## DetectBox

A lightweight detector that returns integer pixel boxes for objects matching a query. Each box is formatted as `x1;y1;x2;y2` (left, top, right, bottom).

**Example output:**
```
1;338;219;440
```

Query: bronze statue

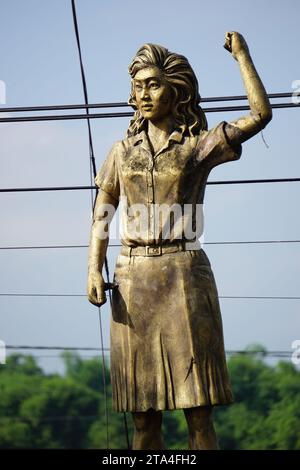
87;32;272;450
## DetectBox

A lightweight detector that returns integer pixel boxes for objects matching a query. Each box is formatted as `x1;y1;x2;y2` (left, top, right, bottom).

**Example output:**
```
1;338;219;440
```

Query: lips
142;105;153;110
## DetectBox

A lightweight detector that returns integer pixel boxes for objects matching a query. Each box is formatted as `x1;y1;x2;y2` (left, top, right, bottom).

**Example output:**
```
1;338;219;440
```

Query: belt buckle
146;245;162;256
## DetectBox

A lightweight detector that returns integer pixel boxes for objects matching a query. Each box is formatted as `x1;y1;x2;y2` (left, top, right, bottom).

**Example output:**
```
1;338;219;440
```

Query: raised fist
224;31;250;61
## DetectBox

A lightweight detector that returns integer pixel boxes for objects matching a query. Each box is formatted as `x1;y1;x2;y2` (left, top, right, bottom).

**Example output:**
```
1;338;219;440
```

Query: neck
147;117;175;140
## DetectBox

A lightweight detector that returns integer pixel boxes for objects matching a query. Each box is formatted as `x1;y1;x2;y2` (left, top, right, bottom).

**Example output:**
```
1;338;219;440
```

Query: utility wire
70;0;113;450
70;0;110;449
4;353;294;359
1;177;300;193
0;239;299;251
70;1;96;206
0;415;109;423
1;293;299;300
7;345;110;351
0;92;294;114
0;101;299;123
3;352;293;359
5;345;294;358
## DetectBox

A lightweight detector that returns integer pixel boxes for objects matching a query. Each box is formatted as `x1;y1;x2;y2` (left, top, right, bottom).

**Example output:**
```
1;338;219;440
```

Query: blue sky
0;0;299;373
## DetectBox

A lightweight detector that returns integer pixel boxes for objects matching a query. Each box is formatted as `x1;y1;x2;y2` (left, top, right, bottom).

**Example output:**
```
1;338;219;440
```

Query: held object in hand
104;282;119;291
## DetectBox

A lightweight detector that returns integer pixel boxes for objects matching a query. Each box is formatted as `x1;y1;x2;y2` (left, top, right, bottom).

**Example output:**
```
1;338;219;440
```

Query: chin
142;111;156;119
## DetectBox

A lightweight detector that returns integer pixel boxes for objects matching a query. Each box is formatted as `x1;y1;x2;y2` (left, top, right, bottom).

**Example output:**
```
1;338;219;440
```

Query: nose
141;87;150;100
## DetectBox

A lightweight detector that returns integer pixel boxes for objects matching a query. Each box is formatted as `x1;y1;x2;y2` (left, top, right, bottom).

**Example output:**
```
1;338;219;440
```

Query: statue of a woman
87;32;272;450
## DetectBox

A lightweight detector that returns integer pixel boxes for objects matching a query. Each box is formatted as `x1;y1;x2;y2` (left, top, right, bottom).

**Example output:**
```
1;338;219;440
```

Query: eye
149;82;160;89
135;83;142;91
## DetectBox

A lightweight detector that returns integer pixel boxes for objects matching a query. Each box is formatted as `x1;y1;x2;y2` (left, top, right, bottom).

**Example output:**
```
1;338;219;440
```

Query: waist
121;240;201;257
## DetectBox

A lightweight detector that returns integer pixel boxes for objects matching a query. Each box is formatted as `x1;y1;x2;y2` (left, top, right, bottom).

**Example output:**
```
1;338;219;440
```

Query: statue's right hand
224;31;250;61
87;269;107;307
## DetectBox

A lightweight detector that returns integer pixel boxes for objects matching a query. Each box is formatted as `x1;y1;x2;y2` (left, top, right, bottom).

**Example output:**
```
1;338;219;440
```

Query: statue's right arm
87;189;119;307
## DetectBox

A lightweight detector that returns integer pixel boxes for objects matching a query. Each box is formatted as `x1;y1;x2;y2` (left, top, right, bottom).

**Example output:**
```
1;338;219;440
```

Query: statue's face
133;66;172;122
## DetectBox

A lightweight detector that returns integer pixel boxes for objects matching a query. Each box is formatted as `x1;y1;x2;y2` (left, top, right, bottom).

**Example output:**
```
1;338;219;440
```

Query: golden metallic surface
87;32;272;449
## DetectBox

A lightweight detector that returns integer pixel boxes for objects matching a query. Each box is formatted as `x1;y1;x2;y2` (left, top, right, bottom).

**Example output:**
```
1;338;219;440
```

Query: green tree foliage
0;354;99;448
0;348;299;449
214;353;300;450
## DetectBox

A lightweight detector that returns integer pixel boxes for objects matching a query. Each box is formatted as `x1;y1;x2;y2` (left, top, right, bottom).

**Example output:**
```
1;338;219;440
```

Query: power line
0;246;88;250
0;239;299;251
0;244;89;250
0;111;132;123
5;345;294;358
220;296;300;300
0;101;299;123
0;293;86;297
0;92;298;124
70;0;110;450
0;293;299;300
208;177;300;185
6;345;108;351
0;415;104;423
202;239;300;245
0;92;294;114
226;351;292;357
1;177;300;193
0;102;130;113
3;352;293;360
0;185;93;193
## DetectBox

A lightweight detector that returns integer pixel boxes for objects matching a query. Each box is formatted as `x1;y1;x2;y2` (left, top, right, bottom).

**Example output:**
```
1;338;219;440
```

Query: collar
132;123;187;148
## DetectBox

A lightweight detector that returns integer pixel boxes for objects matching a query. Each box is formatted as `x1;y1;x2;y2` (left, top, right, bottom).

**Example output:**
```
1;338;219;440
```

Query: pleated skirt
110;248;234;412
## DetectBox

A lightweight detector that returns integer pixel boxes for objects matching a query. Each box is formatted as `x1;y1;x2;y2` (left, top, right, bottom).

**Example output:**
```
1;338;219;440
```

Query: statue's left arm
223;31;272;143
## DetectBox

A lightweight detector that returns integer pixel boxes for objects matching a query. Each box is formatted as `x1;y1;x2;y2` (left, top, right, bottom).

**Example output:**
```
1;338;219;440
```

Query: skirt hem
112;398;234;413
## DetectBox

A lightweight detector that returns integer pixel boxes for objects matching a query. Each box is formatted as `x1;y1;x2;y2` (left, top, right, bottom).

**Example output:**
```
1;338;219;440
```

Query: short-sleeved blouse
95;121;242;247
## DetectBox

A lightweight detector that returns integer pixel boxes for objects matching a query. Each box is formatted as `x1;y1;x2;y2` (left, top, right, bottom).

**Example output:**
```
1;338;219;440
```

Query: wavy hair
127;43;207;137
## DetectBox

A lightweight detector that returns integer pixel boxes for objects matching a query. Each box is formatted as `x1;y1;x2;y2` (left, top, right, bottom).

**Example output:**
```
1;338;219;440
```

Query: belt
121;241;199;257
